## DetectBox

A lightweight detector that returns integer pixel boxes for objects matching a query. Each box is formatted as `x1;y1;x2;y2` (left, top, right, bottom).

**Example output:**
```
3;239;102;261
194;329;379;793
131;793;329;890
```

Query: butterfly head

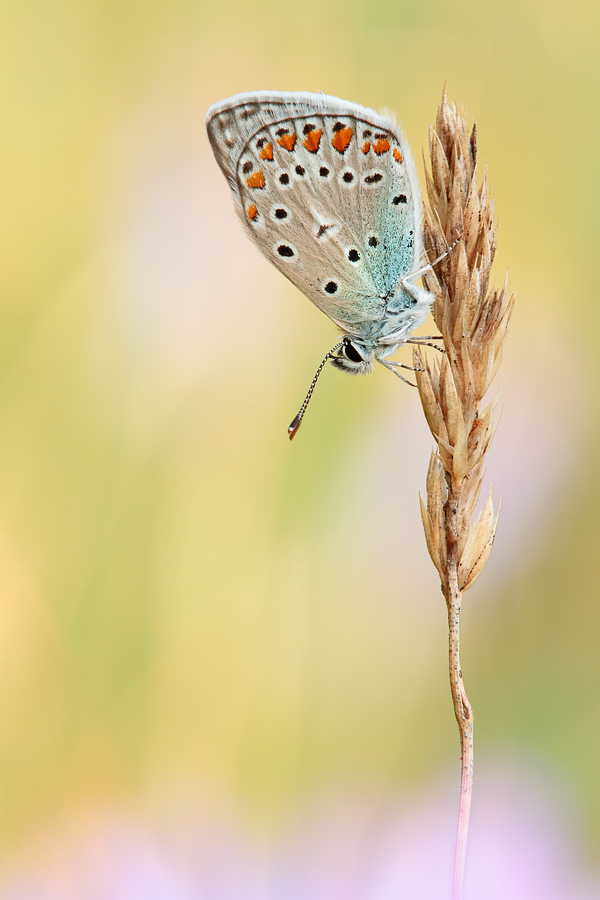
329;336;376;376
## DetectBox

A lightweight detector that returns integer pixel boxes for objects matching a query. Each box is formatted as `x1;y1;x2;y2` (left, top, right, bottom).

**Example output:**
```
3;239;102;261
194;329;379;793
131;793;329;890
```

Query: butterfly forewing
206;92;422;332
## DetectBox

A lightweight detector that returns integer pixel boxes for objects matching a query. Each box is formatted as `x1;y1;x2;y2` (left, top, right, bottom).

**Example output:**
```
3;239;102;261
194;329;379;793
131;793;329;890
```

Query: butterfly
206;91;441;437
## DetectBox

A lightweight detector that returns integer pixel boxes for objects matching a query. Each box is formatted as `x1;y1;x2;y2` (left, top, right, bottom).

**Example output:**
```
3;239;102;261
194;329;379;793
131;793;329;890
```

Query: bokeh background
1;0;599;897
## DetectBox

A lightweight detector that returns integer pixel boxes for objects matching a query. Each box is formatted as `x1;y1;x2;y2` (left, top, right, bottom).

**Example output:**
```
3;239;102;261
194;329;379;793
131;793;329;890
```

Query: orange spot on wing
373;138;390;155
331;126;353;153
245;171;265;189
277;133;296;151
259;143;273;160
303;129;322;152
393;147;403;163
247;203;258;220
362;141;370;154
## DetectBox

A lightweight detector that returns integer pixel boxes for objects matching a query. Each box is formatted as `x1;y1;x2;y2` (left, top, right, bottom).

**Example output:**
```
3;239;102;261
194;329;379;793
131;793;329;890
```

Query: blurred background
0;0;599;897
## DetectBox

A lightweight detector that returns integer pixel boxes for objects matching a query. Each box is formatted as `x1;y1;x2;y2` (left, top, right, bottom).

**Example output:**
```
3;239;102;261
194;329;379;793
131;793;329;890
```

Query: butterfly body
206;92;433;374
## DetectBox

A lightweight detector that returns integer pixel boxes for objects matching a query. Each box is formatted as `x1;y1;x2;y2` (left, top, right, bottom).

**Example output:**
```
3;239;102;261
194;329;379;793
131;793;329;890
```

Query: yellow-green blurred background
1;0;599;896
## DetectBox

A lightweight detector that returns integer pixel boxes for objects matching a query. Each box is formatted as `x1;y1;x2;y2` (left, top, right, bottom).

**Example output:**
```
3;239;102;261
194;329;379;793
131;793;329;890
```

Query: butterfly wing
206;91;423;333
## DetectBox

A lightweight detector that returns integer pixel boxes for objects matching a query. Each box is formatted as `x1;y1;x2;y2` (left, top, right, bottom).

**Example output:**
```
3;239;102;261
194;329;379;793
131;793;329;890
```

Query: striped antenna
288;340;345;440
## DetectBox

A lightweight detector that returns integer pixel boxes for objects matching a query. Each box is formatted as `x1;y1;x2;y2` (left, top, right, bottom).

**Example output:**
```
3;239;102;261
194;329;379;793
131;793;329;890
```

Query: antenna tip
288;413;302;440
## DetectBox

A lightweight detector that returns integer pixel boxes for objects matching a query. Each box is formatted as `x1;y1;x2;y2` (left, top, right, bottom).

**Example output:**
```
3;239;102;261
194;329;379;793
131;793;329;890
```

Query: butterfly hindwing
206;92;423;332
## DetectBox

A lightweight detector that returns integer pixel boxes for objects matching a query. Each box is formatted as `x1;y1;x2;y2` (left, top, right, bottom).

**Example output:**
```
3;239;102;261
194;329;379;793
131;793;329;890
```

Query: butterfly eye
343;340;363;363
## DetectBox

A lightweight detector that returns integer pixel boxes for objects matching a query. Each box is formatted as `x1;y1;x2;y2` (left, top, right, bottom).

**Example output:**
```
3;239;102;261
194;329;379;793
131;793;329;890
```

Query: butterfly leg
405;338;446;353
378;358;416;387
405;234;463;284
385;359;418;372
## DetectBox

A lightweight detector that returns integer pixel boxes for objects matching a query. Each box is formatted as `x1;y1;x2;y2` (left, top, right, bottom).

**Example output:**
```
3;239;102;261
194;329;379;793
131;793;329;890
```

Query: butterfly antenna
288;340;345;440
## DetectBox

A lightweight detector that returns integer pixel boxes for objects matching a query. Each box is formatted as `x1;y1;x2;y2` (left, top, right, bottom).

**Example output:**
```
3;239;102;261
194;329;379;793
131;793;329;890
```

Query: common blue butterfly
206;91;439;437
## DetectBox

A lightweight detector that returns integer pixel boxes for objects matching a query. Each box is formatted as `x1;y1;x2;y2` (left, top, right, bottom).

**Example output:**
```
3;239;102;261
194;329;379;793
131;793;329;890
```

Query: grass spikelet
415;87;515;900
